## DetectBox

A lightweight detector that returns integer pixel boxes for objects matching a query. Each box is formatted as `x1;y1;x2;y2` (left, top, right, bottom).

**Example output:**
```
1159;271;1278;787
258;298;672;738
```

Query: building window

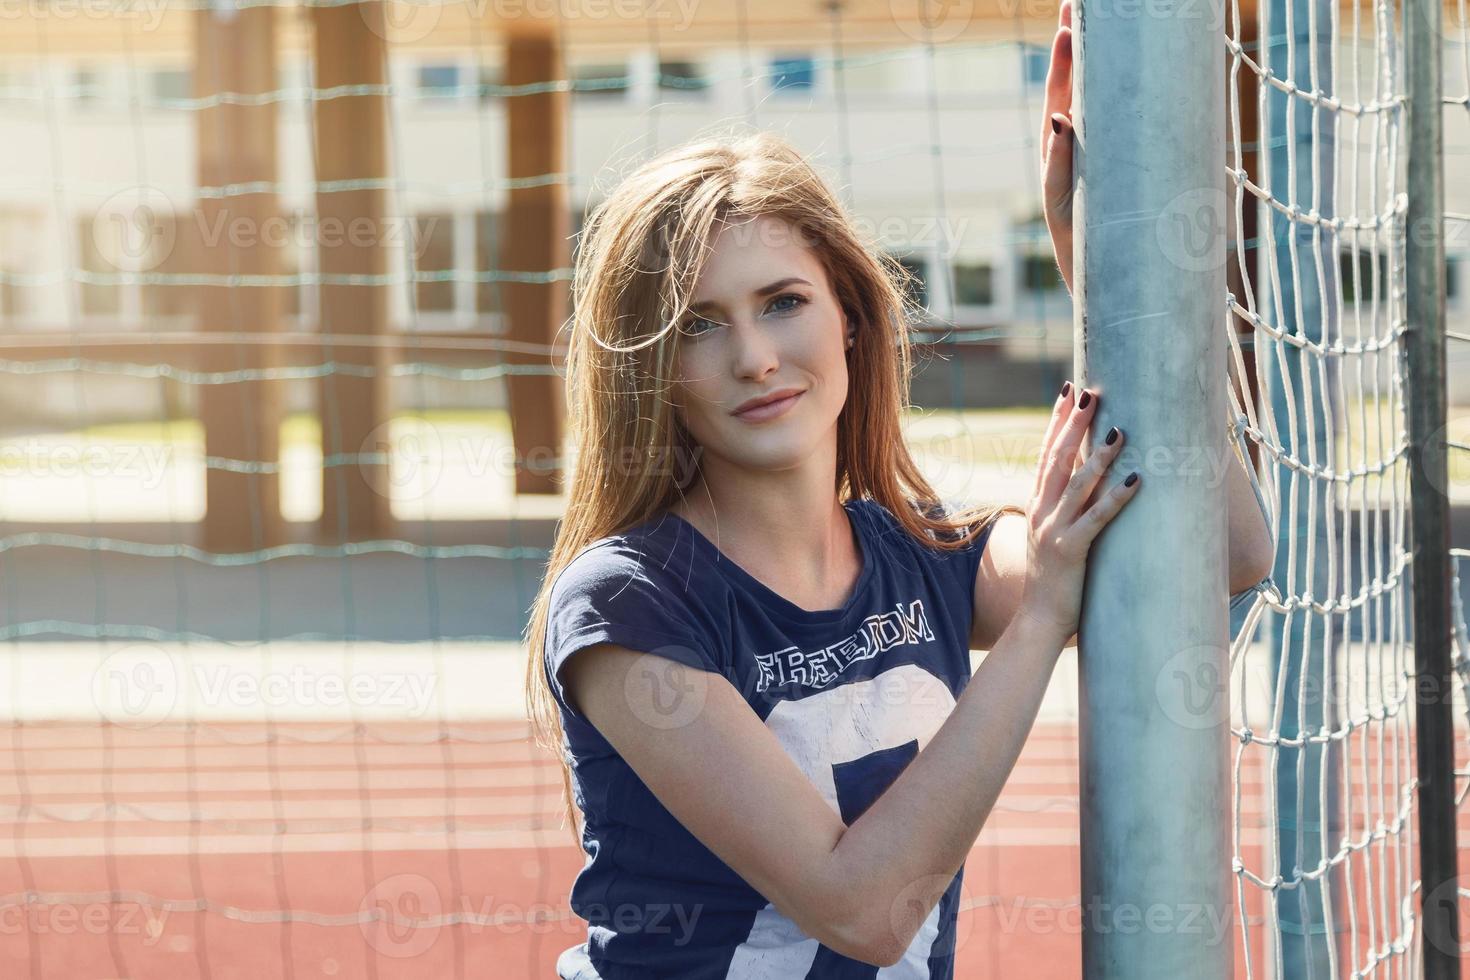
0;209;37;320
277;213;304;319
414;212;455;313
149;69;190;105
475;210;501;317
477;64;502;103
1023;44;1049;88
278;60;308;102
770;56;816;92
1445;256;1459;302
140;212;193;319
74;67;103;104
658;60;710;96
572;63;630;99
1339;249;1388;303
417;64;460;99
1020;254;1064;294
888;251;928;310
78;215;123;316
953;260;995;306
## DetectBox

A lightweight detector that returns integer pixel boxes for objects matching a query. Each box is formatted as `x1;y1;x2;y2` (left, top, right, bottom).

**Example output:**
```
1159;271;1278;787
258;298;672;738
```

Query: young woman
523;6;1273;976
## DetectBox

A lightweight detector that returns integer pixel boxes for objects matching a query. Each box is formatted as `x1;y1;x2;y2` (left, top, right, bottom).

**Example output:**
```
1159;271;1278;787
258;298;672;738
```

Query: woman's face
670;214;850;478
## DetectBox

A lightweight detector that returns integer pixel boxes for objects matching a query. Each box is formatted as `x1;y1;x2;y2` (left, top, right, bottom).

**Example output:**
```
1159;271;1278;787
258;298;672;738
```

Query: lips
732;389;804;420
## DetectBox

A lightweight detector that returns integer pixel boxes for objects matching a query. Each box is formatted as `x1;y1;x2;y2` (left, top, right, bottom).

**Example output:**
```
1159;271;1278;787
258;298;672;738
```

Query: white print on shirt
752;598;935;693
727;663;960;977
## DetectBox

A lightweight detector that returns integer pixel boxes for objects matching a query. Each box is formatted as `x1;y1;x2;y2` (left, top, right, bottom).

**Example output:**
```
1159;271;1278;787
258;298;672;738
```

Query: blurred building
0;29;1465;430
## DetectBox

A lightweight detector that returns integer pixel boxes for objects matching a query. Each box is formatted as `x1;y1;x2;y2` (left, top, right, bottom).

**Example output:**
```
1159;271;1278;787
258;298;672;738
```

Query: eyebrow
688;277;812;314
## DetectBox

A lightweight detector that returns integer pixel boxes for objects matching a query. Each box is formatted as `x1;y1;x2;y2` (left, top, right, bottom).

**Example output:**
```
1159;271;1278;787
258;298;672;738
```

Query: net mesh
1223;0;1470;973
0;0;1462;976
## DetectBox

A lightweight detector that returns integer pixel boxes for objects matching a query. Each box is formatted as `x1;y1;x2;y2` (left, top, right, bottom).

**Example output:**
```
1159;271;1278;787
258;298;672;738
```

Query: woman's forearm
824;610;1069;964
1222;359;1275;593
1053;229;1075;297
1223;415;1275;592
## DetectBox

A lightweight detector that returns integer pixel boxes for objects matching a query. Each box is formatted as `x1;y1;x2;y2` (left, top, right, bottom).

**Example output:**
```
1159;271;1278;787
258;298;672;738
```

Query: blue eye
679;294;807;337
770;293;808;314
681;315;719;337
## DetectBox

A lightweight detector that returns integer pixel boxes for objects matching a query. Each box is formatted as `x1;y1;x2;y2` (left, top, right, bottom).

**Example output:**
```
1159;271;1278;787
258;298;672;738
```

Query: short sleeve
909;497;997;598
544;542;722;724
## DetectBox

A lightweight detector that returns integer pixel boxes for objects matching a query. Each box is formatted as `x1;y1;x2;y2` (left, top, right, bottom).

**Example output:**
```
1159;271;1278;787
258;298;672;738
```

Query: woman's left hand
1041;0;1076;295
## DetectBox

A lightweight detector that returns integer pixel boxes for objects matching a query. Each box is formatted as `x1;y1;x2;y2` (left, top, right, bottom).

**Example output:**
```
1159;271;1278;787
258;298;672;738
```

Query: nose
729;319;779;382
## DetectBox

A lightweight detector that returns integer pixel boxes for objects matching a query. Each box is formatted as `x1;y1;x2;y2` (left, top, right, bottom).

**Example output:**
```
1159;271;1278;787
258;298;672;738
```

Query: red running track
0;720;1462;979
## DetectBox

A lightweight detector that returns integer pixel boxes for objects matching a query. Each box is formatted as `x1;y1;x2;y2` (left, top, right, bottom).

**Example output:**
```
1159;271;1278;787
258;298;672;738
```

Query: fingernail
1105;426;1119;445
1051;116;1061;135
1059;380;1072;399
1124;471;1139;487
1078;390;1092;409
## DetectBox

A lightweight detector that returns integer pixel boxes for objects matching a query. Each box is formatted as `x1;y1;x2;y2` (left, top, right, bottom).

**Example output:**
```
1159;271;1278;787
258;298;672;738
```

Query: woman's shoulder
548;511;698;607
853;494;984;547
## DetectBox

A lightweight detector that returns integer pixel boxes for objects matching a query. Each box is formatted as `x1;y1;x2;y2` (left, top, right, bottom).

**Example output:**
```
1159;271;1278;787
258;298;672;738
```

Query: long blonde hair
524;127;1023;845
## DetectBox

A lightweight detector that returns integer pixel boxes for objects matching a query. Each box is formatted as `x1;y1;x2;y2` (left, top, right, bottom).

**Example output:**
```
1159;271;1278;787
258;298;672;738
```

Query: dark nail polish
1124;471;1139;487
1105;426;1119;446
1051;116;1061;135
1060;380;1072;399
1078;390;1092;410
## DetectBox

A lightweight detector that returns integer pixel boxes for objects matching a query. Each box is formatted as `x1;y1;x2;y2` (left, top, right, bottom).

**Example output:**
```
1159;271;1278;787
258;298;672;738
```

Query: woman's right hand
1015;381;1141;640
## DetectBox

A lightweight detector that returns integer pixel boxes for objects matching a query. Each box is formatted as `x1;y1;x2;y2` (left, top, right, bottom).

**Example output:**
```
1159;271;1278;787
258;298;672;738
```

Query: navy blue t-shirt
543;496;994;980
